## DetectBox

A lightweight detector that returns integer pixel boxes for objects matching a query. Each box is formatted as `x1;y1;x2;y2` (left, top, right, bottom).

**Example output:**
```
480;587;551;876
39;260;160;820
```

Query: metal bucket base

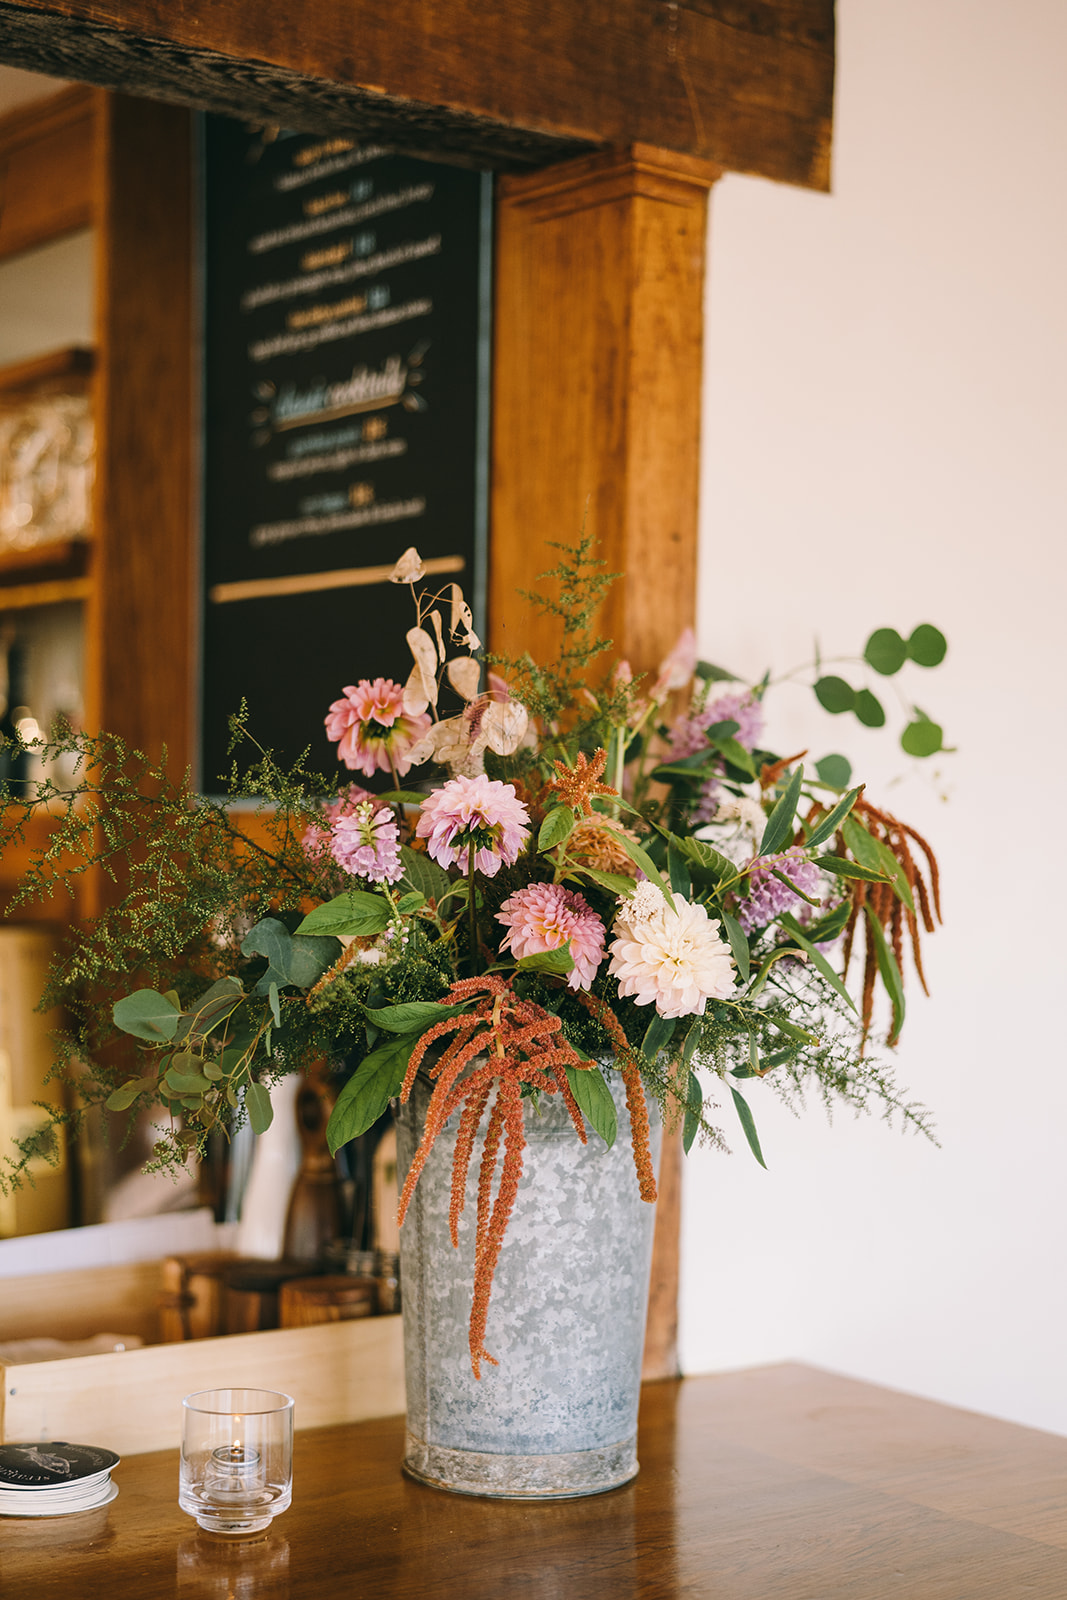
402;1430;638;1500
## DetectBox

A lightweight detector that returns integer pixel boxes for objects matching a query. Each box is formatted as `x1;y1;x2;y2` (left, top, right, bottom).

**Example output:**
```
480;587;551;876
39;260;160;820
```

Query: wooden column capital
498;143;723;218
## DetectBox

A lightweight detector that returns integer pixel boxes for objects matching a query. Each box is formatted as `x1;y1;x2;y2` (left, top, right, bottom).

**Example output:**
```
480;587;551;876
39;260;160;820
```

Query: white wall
681;0;1067;1435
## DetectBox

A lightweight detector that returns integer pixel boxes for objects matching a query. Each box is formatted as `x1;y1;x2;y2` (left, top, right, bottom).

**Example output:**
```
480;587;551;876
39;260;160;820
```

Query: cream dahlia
496;882;606;991
608;890;736;1018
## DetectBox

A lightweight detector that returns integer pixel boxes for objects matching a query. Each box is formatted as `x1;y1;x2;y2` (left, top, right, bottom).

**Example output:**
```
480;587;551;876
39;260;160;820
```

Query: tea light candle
180;1390;293;1536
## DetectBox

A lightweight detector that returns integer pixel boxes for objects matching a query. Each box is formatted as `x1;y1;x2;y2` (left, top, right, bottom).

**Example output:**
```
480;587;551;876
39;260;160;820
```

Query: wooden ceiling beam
0;0;833;188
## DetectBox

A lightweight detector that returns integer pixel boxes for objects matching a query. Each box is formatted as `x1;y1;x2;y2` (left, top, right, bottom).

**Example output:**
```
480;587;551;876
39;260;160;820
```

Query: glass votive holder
180;1388;294;1536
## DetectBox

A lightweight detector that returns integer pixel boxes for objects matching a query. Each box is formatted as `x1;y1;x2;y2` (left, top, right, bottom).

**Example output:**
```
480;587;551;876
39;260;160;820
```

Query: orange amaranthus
396;974;653;1377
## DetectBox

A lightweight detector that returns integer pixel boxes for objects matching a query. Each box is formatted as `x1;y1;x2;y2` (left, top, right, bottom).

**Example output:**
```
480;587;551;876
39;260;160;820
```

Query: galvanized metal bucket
394;1065;662;1499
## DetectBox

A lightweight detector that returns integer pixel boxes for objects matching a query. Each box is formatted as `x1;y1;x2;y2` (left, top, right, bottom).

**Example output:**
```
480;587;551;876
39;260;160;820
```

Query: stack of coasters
0;1442;120;1516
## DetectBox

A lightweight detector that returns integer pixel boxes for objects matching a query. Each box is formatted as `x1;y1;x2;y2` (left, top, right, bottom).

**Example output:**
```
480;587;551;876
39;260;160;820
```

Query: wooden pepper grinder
281;1066;342;1262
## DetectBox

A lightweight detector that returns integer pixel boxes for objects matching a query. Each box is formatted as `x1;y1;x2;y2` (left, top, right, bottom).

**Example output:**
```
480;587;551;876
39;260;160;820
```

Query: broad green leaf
363;1000;469;1034
746;947;803;1000
611;832;674;904
770;868;820;907
573;866;640;896
720;910;750;983
842;814;882;871
667;843;692;897
816;855;891;883
112;989;181;1042
814;676;856;714
565;1064;617;1148
704;718;740;741
759;763;804;856
295;891;391;938
105;1076;158;1112
865;906;906;1041
778;915;858;1014
854;688;886;728
682;1018;703;1066
376;789;429;806
682;1070;702;1154
906;624;947;667
241;917;292;974
245;1080;274;1136
538;806;576;852
399;844;453;904
864;627;908;675
516;944;574;977
326;1035;416;1152
901;716;944;757
642;1014;677;1061
804;786;863;850
708;735;756;778
729;1085;767;1169
815;753;852;789
395;891;425;914
267;982;281;1028
695;660;739;682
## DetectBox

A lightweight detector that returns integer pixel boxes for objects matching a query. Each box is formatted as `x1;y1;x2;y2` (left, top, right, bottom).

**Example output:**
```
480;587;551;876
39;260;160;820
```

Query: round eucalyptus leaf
814;676;856;714
815;753;853;788
854;688;886;728
901;718;943;757
863;628;908;675
907;623;948;667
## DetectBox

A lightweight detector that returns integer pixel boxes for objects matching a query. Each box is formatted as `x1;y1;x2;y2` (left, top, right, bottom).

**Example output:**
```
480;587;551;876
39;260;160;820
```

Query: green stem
466;848;479;975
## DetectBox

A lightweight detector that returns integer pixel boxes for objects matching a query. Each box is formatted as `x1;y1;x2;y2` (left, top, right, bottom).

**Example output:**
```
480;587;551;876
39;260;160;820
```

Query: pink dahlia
496;882;606;991
325;677;431;778
302;784;381;857
329;800;403;884
415;774;530;877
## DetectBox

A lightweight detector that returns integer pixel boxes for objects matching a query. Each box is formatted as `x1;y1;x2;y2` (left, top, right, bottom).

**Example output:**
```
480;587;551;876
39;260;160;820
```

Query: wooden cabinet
0;86;193;921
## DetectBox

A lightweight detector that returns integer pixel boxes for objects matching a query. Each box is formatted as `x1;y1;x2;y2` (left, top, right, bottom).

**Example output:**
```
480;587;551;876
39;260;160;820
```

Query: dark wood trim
0;82;94;259
0;0;833;188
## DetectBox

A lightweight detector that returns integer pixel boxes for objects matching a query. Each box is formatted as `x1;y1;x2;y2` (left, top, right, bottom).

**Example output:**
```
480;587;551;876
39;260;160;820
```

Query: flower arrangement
0;540;947;1375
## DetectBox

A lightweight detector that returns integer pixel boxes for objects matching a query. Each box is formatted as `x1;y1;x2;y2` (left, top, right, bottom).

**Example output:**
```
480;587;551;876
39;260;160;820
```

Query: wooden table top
3;1363;1066;1599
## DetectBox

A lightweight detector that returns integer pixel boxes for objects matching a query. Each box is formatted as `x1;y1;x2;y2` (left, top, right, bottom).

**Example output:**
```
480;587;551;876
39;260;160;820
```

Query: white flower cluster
608;889;736;1019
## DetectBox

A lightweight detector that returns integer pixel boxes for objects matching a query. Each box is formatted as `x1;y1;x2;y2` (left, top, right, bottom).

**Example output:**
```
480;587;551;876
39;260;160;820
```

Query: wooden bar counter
3;1364;1066;1599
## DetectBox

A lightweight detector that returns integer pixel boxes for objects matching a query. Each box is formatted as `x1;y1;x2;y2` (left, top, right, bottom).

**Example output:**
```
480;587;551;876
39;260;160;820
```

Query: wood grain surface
0;84;94;261
0;0;834;188
2;1364;1066;1599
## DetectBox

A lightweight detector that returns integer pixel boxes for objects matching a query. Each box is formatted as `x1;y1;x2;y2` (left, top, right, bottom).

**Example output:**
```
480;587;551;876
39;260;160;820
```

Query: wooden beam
0;0;833;189
0;83;94;260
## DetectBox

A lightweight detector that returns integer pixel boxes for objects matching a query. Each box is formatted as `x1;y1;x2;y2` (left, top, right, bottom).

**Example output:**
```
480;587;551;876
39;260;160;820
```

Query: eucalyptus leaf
105;1076;158;1112
174;977;244;1041
906;624;947;667
854;688;886;728
112;989;181;1042
165;1067;213;1094
901;716;944;757
815;753;852;789
729;1085;767;1168
863;627;908;675
814;676;856;714
326;1034;417;1153
565;1064;617;1148
245;1081;274;1136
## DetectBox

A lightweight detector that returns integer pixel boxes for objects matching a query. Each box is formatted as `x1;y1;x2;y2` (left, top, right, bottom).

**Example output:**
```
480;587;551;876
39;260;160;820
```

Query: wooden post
490;143;720;679
490;144;720;1378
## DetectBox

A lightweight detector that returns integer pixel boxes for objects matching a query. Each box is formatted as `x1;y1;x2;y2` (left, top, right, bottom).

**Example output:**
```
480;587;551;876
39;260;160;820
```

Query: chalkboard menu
201;117;489;787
